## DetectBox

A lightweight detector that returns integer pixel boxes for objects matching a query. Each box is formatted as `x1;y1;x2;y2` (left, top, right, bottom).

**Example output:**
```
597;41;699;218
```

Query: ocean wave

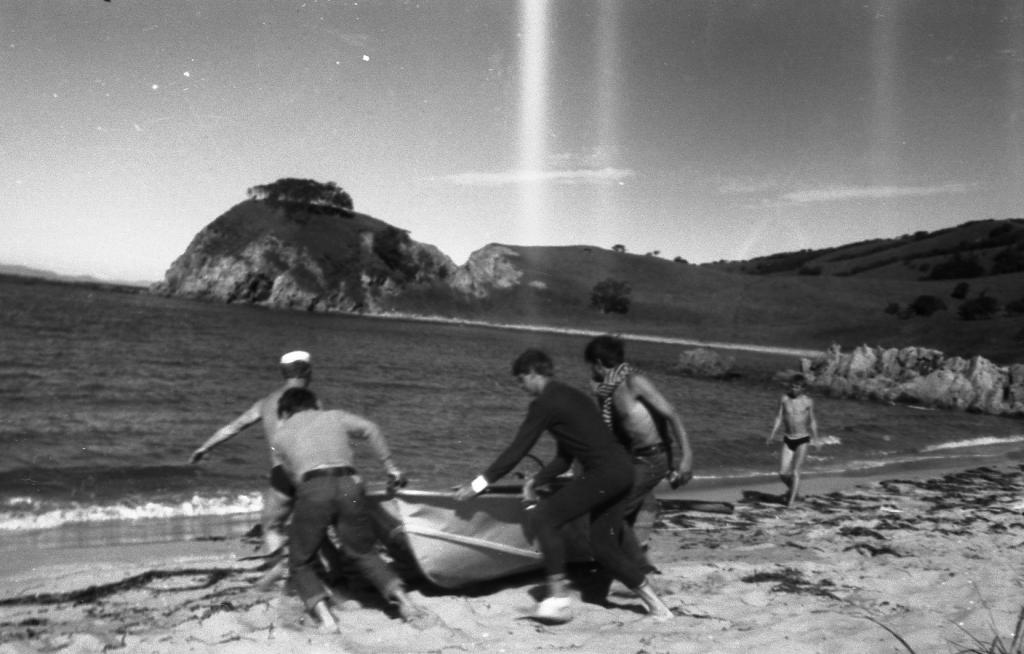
921;435;1024;453
0;493;263;531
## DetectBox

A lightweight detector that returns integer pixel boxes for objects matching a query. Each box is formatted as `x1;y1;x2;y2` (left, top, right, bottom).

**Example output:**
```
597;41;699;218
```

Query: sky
3;1;1023;283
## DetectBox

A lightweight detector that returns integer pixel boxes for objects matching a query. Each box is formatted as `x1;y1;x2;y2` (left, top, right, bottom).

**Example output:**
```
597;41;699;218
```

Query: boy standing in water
454;348;673;624
767;374;820;507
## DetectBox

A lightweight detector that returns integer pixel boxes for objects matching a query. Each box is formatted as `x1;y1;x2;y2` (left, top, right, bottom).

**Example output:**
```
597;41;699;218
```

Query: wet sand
2;463;1023;653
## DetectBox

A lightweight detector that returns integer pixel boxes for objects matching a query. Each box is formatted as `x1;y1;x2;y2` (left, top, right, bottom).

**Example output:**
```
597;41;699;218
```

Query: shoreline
3;449;1020;549
1;460;1023;653
358;309;823;358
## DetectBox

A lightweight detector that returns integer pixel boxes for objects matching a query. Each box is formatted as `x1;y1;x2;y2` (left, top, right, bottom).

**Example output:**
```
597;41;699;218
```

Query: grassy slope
396;244;1024;364
708;218;1024;281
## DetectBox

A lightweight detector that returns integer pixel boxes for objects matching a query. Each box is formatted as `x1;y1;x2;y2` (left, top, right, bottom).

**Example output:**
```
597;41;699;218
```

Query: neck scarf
595;362;637;427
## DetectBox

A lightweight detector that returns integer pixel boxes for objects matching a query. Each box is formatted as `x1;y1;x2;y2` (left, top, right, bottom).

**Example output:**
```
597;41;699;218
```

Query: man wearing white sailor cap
189;350;318;557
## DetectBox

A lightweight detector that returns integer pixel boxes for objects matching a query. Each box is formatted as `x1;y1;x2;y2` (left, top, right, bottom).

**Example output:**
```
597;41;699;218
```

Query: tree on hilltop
247;178;354;213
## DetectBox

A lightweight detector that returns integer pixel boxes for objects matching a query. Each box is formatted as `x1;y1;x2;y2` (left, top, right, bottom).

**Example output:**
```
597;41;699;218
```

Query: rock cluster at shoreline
799;343;1024;415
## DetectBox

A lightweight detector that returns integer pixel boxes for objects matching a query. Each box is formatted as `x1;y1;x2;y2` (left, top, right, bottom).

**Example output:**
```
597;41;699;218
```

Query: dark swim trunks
269;465;296;497
783;436;811;451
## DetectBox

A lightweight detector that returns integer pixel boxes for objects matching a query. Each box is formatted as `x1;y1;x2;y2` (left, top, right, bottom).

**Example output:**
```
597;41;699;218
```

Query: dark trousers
288;474;401;609
620;450;668;568
528;463;645;590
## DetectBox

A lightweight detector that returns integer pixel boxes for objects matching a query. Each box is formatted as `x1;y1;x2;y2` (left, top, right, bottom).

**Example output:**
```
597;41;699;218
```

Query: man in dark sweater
454;348;673;624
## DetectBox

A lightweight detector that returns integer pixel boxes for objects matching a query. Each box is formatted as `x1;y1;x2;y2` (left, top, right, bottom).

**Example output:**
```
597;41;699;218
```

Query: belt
301;466;358;483
632;442;666;457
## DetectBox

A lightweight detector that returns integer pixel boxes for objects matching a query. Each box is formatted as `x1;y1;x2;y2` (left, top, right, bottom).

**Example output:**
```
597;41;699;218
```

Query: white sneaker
534;596;572;624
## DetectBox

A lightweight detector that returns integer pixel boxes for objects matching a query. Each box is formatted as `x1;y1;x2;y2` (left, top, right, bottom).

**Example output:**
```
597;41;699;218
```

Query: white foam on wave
921;434;1024;453
0;492;264;531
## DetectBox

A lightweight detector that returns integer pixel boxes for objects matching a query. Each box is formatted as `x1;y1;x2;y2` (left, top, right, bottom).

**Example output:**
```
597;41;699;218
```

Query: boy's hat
280;350;311;365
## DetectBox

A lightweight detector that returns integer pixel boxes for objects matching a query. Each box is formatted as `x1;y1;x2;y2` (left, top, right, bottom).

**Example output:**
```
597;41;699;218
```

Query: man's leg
329;476;435;626
287;480;335;618
590;492;672;621
263;466;296;555
786;444;809;507
620;454;667;572
778;445;796;502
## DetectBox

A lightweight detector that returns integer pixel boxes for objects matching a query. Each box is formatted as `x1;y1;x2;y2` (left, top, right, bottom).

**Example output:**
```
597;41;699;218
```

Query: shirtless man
188;350;315;556
767;374;820;507
584;335;693;576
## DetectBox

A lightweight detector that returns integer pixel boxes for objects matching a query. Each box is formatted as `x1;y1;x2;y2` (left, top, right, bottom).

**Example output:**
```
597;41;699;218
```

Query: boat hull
366;485;655;589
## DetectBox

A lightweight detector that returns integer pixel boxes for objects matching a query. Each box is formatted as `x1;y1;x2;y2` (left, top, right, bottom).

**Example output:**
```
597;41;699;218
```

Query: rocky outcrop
675;348;736;378
449;245;525;298
800;344;1024;416
152;200;457;313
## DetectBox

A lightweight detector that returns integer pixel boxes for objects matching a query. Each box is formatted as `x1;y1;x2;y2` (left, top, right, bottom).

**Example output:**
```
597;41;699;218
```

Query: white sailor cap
280;350;311;365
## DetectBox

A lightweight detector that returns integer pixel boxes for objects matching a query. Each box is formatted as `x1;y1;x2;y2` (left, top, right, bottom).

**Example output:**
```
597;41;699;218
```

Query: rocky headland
152;198;526;313
798;343;1024;416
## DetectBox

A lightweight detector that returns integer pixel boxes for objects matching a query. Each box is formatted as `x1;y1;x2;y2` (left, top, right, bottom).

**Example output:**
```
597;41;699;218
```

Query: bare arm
767;399;784;445
189;401;262;463
630;375;692;483
808;399;821;447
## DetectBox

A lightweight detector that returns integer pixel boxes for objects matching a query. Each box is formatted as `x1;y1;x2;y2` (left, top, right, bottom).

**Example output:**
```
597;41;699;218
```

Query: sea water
1;276;1022;535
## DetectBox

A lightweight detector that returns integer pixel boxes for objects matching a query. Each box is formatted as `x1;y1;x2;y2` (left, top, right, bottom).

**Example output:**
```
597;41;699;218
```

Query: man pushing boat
454;348;674;624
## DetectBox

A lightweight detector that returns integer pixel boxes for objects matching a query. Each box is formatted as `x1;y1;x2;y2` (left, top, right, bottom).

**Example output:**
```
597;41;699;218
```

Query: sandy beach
2;463;1023;654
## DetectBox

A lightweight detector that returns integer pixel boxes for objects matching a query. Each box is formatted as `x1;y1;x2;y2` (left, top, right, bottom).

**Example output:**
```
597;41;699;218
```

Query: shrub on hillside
991;244;1024;275
1005;297;1024;316
958;294;1000;320
884;302;900;315
950;282;970;299
590;278;631;314
908;295;947;317
371;226;417;282
926;253;985;280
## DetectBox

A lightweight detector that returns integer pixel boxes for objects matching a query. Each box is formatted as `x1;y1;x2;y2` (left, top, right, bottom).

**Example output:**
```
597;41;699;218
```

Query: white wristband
470;475;489;494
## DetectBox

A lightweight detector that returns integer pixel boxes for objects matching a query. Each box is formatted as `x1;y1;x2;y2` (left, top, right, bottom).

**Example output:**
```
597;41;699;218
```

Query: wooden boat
364;483;656;589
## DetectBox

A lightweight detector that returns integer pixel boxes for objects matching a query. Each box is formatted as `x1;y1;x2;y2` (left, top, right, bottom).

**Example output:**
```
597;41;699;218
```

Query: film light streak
596;0;620;237
518;0;548;245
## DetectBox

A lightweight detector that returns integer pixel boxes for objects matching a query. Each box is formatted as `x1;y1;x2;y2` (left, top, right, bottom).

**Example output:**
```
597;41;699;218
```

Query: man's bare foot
312;600;341;633
633;581;673;622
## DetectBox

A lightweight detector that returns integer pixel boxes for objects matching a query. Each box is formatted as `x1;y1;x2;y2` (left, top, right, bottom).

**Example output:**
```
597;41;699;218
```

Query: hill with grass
390;241;1024;364
152;180;1024;364
703;218;1024;281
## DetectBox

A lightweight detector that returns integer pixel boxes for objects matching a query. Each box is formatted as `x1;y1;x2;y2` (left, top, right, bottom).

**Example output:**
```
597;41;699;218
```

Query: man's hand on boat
668;466;693;489
386;470;409;494
453;474;489;501
521;477;539;506
452;482;477;501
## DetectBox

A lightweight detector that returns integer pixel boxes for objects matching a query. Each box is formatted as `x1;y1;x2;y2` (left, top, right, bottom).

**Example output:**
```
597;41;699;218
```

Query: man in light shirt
273;387;432;632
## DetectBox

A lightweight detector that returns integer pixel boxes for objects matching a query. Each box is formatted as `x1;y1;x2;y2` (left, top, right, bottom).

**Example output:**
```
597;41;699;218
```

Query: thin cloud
718;179;780;195
441;167;635;187
779;183;972;204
